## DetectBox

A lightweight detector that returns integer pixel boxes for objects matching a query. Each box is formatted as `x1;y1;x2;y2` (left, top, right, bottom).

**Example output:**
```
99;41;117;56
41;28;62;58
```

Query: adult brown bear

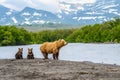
15;48;23;59
27;48;34;59
40;39;67;60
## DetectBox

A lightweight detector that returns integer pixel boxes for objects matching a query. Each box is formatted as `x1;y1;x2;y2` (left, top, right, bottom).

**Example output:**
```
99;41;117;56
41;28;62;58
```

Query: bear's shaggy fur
15;48;23;59
27;48;34;59
40;39;67;60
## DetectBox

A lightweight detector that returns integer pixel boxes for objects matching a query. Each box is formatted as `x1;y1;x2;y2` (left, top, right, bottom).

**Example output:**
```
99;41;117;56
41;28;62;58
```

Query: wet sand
0;59;120;80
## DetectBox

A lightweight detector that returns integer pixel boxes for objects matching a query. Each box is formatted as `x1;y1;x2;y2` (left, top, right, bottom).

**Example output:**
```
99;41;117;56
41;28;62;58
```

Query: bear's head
28;48;33;54
18;48;23;54
56;39;67;48
18;48;23;53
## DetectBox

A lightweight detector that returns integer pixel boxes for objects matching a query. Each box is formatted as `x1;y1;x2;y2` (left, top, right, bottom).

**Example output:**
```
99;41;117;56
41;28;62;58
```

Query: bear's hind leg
53;54;56;60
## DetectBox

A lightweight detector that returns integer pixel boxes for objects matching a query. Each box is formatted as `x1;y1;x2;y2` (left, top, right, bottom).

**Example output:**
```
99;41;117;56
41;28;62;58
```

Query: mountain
0;5;17;25
13;7;59;25
0;0;120;25
57;0;120;25
0;6;59;25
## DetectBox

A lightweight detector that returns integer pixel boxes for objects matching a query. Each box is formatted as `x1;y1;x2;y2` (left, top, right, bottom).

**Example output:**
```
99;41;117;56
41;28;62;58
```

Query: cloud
0;0;6;3
0;0;96;12
60;0;96;4
0;0;29;10
31;0;59;12
0;0;59;12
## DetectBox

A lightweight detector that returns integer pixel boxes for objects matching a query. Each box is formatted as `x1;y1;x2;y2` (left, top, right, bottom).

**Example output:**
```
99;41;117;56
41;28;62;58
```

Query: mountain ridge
0;0;120;26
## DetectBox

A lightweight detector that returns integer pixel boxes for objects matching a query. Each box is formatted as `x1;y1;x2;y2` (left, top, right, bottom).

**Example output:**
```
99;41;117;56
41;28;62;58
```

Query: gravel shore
0;59;120;80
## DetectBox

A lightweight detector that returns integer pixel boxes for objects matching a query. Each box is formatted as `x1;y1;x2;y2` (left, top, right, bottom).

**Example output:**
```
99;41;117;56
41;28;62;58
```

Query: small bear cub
15;48;23;59
27;48;34;59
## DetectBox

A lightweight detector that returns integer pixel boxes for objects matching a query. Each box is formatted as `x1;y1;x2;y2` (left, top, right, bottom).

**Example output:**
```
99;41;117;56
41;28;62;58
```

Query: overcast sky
0;0;96;12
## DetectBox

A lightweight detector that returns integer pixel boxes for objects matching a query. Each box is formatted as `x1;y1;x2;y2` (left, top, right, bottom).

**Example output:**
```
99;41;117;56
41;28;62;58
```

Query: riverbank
0;59;120;80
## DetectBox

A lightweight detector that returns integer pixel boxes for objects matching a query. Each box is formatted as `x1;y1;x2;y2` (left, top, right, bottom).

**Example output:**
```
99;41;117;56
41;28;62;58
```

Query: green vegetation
0;26;75;46
0;26;33;46
0;18;120;46
66;18;120;43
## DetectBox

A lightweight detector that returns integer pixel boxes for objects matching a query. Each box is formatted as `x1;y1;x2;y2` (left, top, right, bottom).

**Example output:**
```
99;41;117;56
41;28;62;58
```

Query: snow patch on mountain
12;17;18;24
57;14;62;18
33;12;42;16
72;17;77;20
6;12;12;15
22;12;31;16
32;20;45;24
24;21;30;25
78;16;105;20
103;4;118;9
25;18;29;21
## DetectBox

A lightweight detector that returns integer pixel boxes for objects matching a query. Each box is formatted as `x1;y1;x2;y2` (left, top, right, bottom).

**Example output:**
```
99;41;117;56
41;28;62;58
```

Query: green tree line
67;18;120;43
0;18;120;46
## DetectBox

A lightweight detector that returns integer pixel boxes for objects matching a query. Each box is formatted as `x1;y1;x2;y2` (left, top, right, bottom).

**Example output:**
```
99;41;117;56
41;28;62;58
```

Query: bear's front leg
53;53;59;60
56;52;59;60
32;54;34;59
43;53;48;60
20;55;23;59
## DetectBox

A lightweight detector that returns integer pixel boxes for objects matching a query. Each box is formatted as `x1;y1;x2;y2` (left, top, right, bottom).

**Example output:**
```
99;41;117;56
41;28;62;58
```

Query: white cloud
0;0;6;3
0;0;96;12
31;0;59;12
60;0;96;4
0;0;29;10
0;0;59;12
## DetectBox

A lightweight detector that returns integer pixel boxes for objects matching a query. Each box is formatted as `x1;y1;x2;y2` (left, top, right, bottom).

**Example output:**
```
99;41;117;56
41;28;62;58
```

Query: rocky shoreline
0;59;120;80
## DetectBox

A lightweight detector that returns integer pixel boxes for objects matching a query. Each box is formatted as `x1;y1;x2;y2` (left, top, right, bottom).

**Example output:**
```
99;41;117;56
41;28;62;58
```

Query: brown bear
15;48;23;59
27;48;34;59
40;39;67;60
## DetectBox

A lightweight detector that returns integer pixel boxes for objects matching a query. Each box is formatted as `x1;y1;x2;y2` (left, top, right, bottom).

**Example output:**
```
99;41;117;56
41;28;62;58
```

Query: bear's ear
60;39;65;42
21;48;23;51
61;39;64;41
58;39;61;41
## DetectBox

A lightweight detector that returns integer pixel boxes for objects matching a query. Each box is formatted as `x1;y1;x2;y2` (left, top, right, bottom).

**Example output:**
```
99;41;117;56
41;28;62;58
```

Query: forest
0;18;120;46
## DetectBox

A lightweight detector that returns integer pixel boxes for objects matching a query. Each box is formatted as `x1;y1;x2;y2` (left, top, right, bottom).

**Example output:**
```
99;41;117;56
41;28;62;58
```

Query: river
0;43;120;65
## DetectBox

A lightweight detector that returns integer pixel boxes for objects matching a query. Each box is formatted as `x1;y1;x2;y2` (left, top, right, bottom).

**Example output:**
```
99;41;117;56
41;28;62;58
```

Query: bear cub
15;48;23;59
27;48;34;59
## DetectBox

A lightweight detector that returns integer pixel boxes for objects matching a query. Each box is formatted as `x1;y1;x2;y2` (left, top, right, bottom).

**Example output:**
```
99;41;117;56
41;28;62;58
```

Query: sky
0;0;96;13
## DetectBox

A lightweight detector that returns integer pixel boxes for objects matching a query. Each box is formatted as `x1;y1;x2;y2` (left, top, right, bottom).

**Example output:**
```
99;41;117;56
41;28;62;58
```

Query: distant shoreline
0;42;119;47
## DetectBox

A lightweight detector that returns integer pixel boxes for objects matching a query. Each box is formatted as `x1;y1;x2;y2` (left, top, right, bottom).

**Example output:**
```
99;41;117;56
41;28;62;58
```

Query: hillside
0;18;120;46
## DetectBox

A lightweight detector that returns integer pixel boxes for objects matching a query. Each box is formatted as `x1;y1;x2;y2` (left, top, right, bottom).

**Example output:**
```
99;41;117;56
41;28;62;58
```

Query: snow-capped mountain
58;0;120;25
0;6;59;25
0;5;17;25
14;7;59;25
0;0;120;25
